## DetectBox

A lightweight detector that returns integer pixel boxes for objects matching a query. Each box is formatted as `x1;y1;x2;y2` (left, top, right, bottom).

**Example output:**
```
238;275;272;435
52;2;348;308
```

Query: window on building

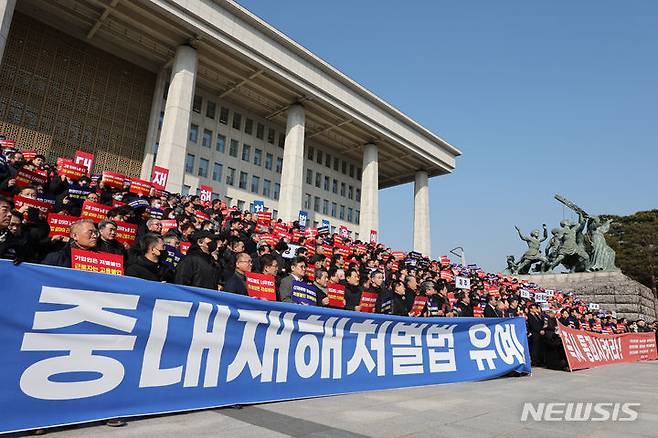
357;167;362;180
341;183;346;197
229;139;239;157
242;144;251;162
198;158;209;177
278;132;285;148
251;176;260;193
355;210;360;225
256;123;264;139
239;171;248;190
253;148;262;166
316;150;323;165
216;134;226;153
272;209;278;220
348;185;354;200
322;199;329;215
225;196;232;206
263;179;271;197
314;196;320;212
349;164;355;178
202;129;212;148
226;167;235;186
267;128;275;144
332;179;338;194
237;200;245;211
356;188;361;202
304;193;311;209
331;202;337;218
325;153;331;168
182;185;191;196
245;118;253;135
273;183;280;200
306;169;313;184
212;163;223;181
265;153;273;170
342;161;347;174
192;95;202;113
185;153;195;173
219;107;229;124
348;207;353;222
339;205;345;220
324;176;330;191
206;100;216;119
189;124;199;143
315;172;321;188
158;111;164;130
275;157;283;173
334;157;339;171
232;112;242;130
307;146;314;160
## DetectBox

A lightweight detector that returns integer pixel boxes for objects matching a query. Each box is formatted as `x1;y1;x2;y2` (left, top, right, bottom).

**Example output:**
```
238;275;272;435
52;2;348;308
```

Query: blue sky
236;0;658;272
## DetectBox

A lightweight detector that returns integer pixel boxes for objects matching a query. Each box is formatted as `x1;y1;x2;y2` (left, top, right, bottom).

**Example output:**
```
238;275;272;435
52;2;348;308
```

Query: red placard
160;219;177;234
81;200;112;223
259;234;277;247
245;272;277;301
339;225;349;238
440;270;454;282
439;255;450;266
180;241;191;255
558;322;658;371
359;291;378;313
303;227;318;239
102;171;126;189
14;195;52;214
20;150;37;161
129;178;152;196
15;167;48;187
0;139;16;149
151;166;169;191
473;306;484;317
115;221;137;246
194;210;210;222
390;251;405;261
411;295;428;316
616;323;626;333
369;229;378;244
74;150;95;176
71;248;124;275
292;229;303;243
327;283;345;308
58;160;87;180
199;185;212;205
47;213;77;238
305;264;316;282
448;292;457;306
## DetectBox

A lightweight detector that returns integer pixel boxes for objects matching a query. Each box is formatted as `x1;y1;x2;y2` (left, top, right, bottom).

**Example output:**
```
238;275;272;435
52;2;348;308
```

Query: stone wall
517;272;657;321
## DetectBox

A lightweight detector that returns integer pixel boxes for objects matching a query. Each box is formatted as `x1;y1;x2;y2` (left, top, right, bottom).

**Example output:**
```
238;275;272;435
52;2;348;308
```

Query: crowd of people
1;140;657;376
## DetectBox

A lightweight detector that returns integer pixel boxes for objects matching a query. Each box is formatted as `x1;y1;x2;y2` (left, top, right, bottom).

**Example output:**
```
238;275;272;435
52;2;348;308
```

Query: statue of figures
503;255;519;275
514;224;548;274
586;215;619;272
548;212;590;272
541;227;564;272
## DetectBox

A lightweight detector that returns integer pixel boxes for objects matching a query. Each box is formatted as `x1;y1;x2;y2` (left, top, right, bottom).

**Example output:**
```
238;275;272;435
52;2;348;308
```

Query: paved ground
20;361;658;438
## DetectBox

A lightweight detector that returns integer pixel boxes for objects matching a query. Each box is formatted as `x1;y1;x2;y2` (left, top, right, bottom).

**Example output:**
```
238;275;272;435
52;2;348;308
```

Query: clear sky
236;0;658;272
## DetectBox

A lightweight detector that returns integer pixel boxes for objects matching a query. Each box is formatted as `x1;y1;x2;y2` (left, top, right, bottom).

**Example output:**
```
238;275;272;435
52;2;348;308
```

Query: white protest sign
534;292;547;303
282;244;301;259
455;276;471;289
519;289;530;299
588;303;600;311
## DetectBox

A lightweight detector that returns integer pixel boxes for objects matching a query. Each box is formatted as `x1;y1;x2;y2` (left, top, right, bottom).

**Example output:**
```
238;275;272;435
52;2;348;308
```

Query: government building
0;0;461;256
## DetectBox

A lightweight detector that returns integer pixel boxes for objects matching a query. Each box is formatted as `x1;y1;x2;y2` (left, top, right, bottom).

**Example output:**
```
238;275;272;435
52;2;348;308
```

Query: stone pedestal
517;272;658;321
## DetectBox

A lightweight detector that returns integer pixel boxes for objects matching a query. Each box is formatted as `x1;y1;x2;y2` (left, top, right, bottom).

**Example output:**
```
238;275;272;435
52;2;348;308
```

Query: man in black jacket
223;252;250;295
343;268;362;311
96;219;127;258
42;219;99;267
527;304;546;366
454;292;474;317
174;230;220;290
483;294;499;318
125;233;169;282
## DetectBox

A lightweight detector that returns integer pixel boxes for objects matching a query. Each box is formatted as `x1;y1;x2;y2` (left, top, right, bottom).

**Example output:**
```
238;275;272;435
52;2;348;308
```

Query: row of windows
302;193;360;224
185;154;281;200
191;94;285;148
305;168;361;201
306;146;361;181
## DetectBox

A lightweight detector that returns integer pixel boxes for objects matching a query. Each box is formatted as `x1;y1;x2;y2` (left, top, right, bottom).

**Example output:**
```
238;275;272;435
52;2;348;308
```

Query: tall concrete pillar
413;170;431;257
140;67;167;180
278;104;305;222
154;45;197;192
359;143;379;240
0;0;16;65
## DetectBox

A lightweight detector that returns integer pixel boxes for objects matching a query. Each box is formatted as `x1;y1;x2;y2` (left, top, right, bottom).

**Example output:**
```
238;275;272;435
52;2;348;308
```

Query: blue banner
0;261;531;433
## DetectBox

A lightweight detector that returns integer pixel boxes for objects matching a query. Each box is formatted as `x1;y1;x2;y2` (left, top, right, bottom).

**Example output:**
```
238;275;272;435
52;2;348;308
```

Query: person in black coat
42;219;99;268
526;304;546;366
454;292;474;317
223;252;250;295
125;233;170;282
96;219;128;259
343;268;362;311
389;280;409;316
174;230;220;290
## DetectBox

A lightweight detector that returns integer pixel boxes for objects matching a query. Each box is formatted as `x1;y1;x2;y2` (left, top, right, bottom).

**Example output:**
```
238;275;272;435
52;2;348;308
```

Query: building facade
0;0;461;256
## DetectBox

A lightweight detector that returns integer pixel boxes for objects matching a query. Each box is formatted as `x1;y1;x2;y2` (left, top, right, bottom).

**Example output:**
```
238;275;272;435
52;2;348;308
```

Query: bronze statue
514;224;548;274
586;215;619;272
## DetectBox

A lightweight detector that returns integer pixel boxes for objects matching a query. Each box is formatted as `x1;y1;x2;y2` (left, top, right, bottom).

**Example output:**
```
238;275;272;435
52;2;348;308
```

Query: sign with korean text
15;168;47;187
129;178;152;196
14;196;52;214
150;166;169;191
327;283;345;308
199;185;212;205
245;272;276;301
58;160;87;180
411;296;428;317
73;151;94;176
70;248;124;275
359;291;378;313
115;221;137;247
369;229;378;244
80;201;112;223
101;172;126;189
291;280;316;306
455;276;471;289
47;214;77;238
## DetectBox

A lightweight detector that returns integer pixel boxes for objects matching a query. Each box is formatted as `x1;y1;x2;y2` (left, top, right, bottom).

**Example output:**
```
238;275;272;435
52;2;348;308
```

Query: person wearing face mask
125;233;170;282
174;230;220;290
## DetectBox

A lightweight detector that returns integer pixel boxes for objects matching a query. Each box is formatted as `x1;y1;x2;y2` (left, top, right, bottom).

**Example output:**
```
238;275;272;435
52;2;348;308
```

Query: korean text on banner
245;272;276;301
70;249;124;275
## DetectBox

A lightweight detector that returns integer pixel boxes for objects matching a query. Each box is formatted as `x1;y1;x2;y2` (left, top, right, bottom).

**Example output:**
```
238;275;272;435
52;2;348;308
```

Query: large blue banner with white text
0;261;531;433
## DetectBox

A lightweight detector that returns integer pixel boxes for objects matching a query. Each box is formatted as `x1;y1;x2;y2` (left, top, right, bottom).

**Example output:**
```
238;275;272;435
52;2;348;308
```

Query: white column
154;45;197;193
278;104;305;222
140;67;167;180
359;143;379;240
0;0;16;65
413;170;431;257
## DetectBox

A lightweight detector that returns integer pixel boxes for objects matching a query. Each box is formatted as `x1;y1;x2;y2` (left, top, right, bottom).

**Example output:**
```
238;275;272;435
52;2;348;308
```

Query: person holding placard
96;219;127;259
278;256;306;303
42;219;99;268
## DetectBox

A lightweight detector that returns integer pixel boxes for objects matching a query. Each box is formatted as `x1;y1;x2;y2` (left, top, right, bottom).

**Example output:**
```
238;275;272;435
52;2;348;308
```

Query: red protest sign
180;241;191;255
440;270;454;282
14;195;52;214
129;178;152;196
194;210;209;222
20;150;37;161
199;185;212;205
160;219;177;234
303;227;318;239
439;255;450;266
101;171;126;189
260;234;277;247
245;272;277;301
0;139;16;149
81;200;112;223
292;229;303;243
327;283;345;308
369;229;378;244
74;150;95;176
58;160;87;180
359;291;378;313
411;295;428;316
305;264;315;282
339;225;349;238
473;306;484;317
47;213;77;238
15;167;48;187
115;221;137;246
71;248;124;275
151;166;169;191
